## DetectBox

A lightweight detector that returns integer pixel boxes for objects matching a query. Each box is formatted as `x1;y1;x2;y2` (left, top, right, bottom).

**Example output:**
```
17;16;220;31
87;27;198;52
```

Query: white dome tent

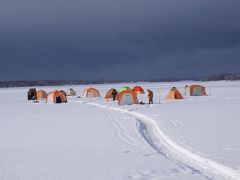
67;88;76;96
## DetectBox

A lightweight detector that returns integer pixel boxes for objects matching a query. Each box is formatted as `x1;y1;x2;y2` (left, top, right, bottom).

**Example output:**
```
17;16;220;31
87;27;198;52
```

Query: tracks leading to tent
87;102;240;180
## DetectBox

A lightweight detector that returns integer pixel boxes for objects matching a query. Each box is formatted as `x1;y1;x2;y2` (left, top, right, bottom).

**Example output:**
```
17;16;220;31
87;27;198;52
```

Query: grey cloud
0;0;240;80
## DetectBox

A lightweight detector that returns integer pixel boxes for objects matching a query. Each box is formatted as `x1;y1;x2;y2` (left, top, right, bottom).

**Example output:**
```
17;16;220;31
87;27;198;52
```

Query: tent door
192;87;203;96
87;92;94;98
56;96;62;103
120;94;134;105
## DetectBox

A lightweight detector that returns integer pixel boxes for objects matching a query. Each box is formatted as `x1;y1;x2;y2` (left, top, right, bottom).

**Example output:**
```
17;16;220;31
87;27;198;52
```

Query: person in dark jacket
112;89;118;101
147;89;153;104
28;88;37;100
185;85;188;96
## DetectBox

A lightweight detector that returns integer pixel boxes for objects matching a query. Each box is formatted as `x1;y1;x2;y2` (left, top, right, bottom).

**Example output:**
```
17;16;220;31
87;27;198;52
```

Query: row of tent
166;84;207;99
28;84;207;105
28;89;68;103
28;89;76;101
105;84;207;105
28;87;101;103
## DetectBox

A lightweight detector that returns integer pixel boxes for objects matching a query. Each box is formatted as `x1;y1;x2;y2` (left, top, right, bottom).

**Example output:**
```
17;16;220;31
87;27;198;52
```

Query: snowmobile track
88;102;240;180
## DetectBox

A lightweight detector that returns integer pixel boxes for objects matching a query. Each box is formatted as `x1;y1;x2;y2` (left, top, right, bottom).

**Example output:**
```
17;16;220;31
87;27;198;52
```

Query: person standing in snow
112;89;117;101
147;89;153;104
185;84;188;97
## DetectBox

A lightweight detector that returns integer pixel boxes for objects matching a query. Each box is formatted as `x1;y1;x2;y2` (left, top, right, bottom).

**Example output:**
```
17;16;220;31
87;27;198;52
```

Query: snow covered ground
0;81;240;180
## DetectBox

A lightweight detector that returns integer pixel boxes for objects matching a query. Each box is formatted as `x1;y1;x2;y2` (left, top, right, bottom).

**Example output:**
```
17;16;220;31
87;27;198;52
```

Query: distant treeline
0;80;88;88
0;80;122;88
201;73;240;81
0;73;240;88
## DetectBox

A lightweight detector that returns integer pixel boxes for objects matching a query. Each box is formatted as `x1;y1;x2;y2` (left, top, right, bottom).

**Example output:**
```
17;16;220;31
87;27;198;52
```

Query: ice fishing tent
166;87;184;100
67;88;76;96
27;88;37;100
46;90;67;103
83;87;100;98
186;85;207;96
105;88;118;99
132;86;145;94
37;90;47;100
118;90;138;105
60;90;67;97
119;86;131;93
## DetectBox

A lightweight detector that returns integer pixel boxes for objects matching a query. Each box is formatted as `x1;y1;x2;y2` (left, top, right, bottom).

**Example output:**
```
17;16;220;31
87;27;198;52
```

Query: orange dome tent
118;90;138;105
46;90;67;103
105;88;118;100
60;90;67;97
132;86;145;94
37;90;47;100
186;84;207;96
166;87;184;100
83;87;100;98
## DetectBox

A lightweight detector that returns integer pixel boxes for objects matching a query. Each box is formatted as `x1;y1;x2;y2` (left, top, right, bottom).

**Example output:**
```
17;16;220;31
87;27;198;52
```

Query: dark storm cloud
0;0;240;80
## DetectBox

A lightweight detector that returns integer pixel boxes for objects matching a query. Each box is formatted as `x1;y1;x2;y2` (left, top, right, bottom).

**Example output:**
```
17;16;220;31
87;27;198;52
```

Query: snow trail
88;102;240;180
136;120;169;158
106;110;138;146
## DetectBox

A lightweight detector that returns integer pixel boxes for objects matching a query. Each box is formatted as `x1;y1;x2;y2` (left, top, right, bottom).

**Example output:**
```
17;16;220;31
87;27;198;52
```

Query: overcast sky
0;0;240;81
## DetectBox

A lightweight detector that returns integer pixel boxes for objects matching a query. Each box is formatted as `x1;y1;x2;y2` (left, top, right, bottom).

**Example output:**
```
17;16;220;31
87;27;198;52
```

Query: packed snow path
88;102;240;180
